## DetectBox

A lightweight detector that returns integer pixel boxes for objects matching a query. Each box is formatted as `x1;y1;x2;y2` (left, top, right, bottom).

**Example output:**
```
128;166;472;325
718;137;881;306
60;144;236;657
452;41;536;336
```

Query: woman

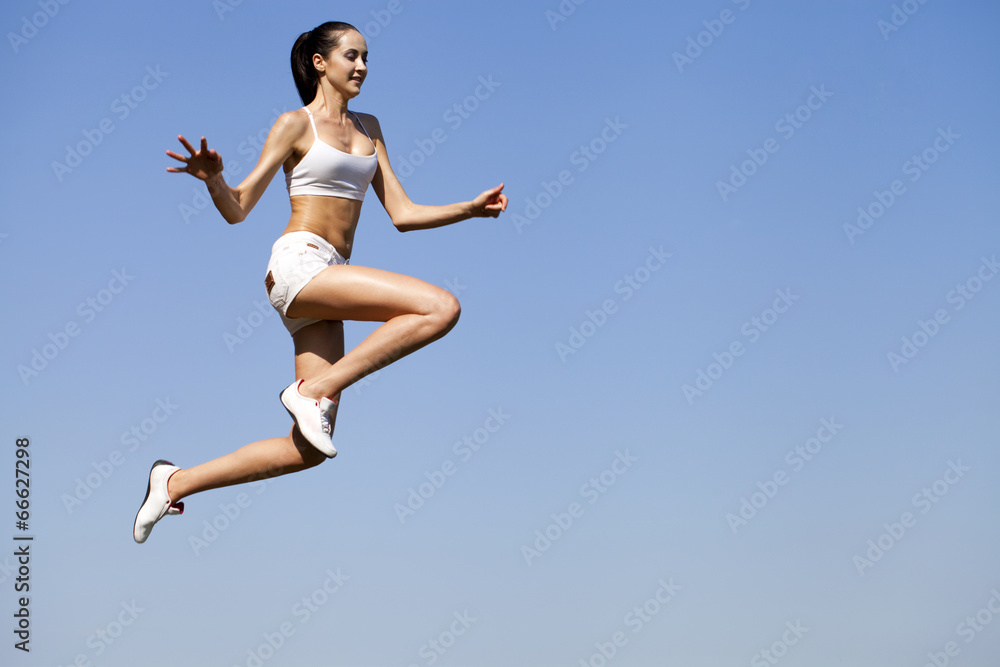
134;21;507;543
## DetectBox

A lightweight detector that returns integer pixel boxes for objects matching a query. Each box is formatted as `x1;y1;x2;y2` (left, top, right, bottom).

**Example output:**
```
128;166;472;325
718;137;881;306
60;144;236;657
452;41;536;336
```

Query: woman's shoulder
274;108;311;131
261;108;312;149
351;110;382;135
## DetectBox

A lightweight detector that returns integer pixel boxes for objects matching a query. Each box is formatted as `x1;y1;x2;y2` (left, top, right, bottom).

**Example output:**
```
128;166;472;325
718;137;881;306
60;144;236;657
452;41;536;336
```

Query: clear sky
2;0;999;665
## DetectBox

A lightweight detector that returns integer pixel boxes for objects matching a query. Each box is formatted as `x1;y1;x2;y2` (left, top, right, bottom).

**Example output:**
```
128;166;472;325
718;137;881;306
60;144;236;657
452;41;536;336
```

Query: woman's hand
166;135;224;181
166;134;246;223
470;183;509;218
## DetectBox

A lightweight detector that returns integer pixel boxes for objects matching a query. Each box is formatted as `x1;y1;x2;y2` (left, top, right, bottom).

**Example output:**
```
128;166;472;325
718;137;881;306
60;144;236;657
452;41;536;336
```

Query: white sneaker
133;460;183;544
280;379;338;458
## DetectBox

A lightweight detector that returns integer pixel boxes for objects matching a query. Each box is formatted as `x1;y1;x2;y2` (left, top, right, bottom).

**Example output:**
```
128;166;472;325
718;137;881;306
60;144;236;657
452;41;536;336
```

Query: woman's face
315;30;368;97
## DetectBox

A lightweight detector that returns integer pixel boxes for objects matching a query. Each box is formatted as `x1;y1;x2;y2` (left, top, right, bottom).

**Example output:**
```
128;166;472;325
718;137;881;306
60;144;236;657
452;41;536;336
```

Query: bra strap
350;111;376;151
303;107;318;140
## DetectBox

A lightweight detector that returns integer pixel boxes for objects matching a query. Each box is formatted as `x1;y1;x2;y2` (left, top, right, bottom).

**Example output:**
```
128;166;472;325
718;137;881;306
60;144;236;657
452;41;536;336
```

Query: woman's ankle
299;379;339;402
166;468;185;502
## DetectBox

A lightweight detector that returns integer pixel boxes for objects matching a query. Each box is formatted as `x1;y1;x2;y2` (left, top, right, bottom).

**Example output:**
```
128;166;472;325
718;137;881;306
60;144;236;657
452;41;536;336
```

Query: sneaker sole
133;459;174;543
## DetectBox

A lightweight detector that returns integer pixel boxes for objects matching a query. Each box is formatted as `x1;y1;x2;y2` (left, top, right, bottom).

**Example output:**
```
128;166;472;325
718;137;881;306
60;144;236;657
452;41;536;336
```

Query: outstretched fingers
165;135;195;172
165;135;223;179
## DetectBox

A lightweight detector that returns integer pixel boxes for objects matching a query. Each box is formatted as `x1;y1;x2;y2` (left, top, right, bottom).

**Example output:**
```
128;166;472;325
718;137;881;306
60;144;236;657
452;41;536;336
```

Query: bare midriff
283;195;364;260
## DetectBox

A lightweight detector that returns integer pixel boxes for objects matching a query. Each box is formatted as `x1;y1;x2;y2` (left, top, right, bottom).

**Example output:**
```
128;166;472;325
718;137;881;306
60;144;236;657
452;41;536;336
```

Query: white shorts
264;231;348;336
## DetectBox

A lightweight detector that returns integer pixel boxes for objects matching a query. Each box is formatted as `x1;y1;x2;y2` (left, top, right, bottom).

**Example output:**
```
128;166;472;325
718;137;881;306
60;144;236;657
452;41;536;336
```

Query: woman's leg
166;428;325;502
165;257;460;502
287;264;460;400
166;321;346;502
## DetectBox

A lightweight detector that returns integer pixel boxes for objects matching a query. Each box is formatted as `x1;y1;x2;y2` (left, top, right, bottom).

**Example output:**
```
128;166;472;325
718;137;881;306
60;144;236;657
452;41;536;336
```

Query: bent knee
291;430;331;468
301;447;328;469
426;290;461;334
443;292;462;329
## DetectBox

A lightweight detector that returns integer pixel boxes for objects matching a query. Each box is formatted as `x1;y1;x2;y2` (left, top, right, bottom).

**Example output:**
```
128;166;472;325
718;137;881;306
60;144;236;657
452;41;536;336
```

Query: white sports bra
285;107;378;201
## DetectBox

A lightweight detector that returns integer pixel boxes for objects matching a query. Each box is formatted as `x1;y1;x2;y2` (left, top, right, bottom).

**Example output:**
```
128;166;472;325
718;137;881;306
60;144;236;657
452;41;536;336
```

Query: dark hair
290;21;360;105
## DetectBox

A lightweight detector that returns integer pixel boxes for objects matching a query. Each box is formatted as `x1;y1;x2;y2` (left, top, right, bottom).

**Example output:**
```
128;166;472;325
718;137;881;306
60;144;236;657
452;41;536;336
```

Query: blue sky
2;0;999;665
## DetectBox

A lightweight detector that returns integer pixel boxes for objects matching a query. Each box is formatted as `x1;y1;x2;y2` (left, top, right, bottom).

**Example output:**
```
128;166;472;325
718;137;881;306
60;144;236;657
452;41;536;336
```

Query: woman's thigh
287;264;456;323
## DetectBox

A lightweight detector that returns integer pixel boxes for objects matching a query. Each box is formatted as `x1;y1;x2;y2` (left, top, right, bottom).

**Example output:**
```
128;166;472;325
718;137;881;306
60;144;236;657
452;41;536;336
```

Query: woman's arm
167;111;304;224
362;113;507;232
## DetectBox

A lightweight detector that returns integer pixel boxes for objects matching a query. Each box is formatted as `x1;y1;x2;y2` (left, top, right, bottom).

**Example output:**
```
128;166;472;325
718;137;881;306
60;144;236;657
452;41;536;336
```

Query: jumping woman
134;21;507;543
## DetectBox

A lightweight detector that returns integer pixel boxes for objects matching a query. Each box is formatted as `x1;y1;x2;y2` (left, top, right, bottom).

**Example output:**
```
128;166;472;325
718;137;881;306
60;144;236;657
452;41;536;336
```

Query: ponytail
290;22;359;105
